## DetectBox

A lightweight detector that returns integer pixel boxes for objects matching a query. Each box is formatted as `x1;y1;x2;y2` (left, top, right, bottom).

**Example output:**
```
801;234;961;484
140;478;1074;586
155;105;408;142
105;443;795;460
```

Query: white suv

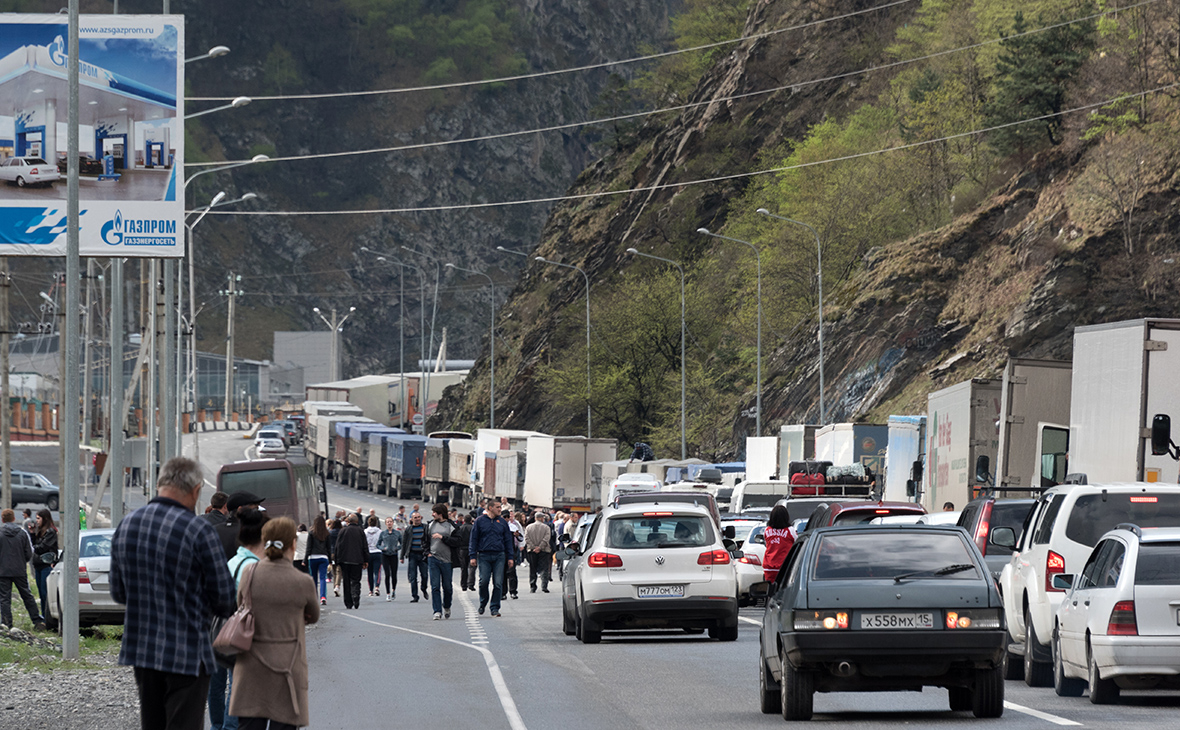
996;483;1180;687
565;501;740;644
1052;524;1180;703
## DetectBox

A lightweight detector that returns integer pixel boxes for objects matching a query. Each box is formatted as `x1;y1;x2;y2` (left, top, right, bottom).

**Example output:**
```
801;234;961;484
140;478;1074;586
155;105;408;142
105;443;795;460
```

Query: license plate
637;584;685;598
860;612;935;629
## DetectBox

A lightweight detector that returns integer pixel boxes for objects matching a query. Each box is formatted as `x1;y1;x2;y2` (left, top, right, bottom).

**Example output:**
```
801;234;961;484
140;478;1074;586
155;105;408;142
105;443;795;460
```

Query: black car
956;496;1036;581
56;155;105;176
9;470;60;511
754;524;1006;720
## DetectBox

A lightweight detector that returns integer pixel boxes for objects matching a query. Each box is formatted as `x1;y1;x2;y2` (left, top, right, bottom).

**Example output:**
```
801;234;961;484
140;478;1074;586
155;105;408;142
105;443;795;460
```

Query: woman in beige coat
229;517;320;729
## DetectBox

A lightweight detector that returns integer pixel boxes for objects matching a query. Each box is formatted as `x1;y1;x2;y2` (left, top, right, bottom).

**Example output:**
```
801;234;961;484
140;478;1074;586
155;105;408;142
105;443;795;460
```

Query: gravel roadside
0;646;138;729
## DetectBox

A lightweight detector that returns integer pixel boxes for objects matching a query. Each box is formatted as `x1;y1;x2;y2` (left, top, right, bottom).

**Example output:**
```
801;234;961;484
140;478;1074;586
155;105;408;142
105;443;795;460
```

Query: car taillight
698;549;731;565
739;553;762;566
587;552;622;568
974;501;993;555
794;611;850;630
1045;550;1065;592
1107;600;1138;636
78;566;90;584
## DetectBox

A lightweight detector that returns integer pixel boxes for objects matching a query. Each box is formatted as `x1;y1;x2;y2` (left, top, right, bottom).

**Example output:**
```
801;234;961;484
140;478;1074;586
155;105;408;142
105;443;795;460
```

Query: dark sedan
56;155;105;176
754;524;1006;720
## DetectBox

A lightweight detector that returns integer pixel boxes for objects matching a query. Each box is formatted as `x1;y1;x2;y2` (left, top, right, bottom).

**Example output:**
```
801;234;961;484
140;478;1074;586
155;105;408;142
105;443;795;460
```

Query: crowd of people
0;506;60;632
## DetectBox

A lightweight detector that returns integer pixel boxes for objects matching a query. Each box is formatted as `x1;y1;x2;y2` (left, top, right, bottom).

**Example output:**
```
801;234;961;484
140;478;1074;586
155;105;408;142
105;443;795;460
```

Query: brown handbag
213;561;257;655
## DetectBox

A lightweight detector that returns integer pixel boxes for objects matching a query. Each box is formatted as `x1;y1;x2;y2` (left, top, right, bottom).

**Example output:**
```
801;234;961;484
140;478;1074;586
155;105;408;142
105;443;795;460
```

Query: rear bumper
1092;635;1180;677
583;596;738;630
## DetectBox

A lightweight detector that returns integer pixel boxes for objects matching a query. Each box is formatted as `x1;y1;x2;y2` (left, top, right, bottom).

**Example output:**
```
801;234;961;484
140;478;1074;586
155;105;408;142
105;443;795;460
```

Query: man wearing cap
110;457;236;730
216;492;266;560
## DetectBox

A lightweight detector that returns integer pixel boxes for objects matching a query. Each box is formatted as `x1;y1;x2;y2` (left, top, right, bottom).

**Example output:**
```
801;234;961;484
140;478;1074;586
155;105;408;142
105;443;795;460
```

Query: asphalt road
189;431;1180;729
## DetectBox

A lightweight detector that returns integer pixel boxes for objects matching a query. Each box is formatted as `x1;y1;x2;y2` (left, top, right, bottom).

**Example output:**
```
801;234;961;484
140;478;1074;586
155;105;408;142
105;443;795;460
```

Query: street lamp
183;154;270;195
697;227;762;436
535;256;592;438
360;247;429;429
444;263;496;428
624;248;687;459
313;306;356;381
756;208;825;425
185;45;230;64
184;96;252;120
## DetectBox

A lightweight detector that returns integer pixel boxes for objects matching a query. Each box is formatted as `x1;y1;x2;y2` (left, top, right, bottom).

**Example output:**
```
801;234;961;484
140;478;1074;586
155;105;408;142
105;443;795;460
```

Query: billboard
0;14;184;256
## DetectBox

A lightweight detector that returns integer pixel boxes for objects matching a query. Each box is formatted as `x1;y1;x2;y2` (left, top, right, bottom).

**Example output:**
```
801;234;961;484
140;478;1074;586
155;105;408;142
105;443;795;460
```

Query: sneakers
410;597;420;603
491;611;502;617
334;588;340;597
320;597;327;606
368;591;373;597
375;589;381;597
444;608;451;619
433;612;442;620
385;594;391;602
511;593;519;599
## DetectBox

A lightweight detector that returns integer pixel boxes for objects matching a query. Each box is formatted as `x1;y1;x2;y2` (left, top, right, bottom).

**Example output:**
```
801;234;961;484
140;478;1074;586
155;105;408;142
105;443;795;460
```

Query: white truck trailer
745;436;780;481
922;378;1001;512
778;425;818;471
994;358;1072;491
523;436;618;512
1069;318;1180;484
306;375;399;425
883;415;925;502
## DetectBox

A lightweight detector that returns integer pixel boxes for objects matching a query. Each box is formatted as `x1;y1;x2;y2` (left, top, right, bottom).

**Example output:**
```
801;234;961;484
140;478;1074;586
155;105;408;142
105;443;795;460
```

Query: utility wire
186;2;1150;168
185;0;919;103
200;83;1179;217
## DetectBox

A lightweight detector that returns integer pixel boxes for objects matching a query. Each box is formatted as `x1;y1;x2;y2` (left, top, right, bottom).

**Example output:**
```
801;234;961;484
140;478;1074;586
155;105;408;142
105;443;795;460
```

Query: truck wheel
1024;609;1052;687
972;666;1004;718
780;648;813;721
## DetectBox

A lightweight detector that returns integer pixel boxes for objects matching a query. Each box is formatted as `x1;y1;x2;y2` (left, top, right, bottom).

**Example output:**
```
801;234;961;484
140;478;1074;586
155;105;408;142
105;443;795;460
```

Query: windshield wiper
893;564;975;583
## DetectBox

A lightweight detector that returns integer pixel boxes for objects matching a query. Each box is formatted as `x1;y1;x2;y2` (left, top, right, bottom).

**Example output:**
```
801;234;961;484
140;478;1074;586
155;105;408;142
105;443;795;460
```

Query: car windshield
1134;542;1180;585
1065;493;1180;546
813;531;980;581
28;158;48;165
833;508;918;525
741;493;781;509
80;534;112;558
605;515;712;549
747;526;766;544
729;522;762;543
221;467;291;501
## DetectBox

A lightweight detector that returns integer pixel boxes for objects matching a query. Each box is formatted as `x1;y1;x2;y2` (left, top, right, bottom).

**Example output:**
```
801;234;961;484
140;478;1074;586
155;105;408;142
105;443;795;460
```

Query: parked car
562;500;740;643
9;470;60;511
997;483;1180;687
755;524;1006;720
1052;523;1180;703
0;156;60;187
803;500;927;530
957;496;1036;581
46;528;124;628
56;155;104;175
255;438;287;457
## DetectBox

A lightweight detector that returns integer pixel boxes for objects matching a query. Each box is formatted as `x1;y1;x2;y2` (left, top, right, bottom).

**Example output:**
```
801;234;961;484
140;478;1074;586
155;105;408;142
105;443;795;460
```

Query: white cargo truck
883;415;925;502
778;425;818;471
1069;318;1180;484
523;436;618;511
476;428;546;497
994;358;1072;491
493;450;527;502
745;436;779;481
923;378;1001;512
306;375;399;425
814;423;888;477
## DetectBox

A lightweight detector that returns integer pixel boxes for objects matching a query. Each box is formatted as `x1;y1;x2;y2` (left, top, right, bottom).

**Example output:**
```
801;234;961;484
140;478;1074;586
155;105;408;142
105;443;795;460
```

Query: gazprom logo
101;210;177;247
50;36;67;67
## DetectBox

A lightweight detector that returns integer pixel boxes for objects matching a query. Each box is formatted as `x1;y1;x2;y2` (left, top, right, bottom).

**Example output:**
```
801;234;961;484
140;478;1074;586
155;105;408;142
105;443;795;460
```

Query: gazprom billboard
0;14;183;257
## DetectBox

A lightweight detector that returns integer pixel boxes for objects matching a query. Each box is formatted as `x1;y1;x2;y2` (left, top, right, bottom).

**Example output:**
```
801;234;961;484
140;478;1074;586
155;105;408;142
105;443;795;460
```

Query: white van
607;473;661;503
729;479;792;514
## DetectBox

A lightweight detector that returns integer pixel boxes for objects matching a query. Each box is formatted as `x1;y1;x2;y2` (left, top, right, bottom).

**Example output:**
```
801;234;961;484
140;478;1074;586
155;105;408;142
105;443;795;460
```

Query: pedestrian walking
228;517;319;730
376;517;401;601
426;504;460;620
0;508;44;630
210;507;267;730
202;492;230;530
216;492;266;560
21;508;34;533
400;511;429;602
109;457;236;730
294;523;309;573
392;505;408;532
454;515;473;590
31;509;58;627
334;514;368;609
762;505;796;584
364;515;383;597
306;516;331;607
469;500;514;617
327;519;343;597
524;510;552;593
503;511;524;600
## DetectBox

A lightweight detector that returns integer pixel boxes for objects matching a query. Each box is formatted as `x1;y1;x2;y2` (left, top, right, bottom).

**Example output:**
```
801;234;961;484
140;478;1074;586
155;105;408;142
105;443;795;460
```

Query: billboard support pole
162;258;175;462
110;257;124;525
0;257;9;515
62;0;81;661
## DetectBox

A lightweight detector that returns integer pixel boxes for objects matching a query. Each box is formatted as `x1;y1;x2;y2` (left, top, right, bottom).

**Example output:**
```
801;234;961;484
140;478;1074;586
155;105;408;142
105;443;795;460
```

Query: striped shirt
408;524;426;553
110;497;236;675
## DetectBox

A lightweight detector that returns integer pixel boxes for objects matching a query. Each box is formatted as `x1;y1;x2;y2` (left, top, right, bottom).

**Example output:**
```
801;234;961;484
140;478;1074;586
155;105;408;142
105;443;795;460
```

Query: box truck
779;425;818;471
923;379;1001;512
814;423;889;477
1069;318;1180;484
306;376;400;425
523;436;618;511
883;415;925;502
994;358;1072;491
745;436;780;481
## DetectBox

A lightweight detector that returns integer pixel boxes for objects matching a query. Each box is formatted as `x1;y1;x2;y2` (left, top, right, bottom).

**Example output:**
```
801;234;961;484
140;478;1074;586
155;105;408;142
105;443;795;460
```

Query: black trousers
133;666;210;730
528;550;551;590
0;574;42;627
381;554;399;593
457;549;470;589
341;563;364;609
503;552;519;596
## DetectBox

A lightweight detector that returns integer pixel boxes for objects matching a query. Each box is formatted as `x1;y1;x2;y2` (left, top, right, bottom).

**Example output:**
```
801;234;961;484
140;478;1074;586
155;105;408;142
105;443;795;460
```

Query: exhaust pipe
833;661;856;677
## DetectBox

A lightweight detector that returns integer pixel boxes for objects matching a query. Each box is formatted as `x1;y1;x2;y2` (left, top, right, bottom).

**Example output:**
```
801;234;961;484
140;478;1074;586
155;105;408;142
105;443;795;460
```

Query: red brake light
698;549;731;565
1107;600;1138;636
1130;496;1158;503
739;553;762;566
587;552;623;568
642;511;674;516
874;509;890;514
1045;550;1065;592
78;566;90;585
975;500;993;555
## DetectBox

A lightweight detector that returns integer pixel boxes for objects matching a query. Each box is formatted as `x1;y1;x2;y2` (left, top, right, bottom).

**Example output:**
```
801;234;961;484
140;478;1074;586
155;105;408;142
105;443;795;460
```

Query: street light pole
360;248;428;428
535;256;592;438
697;228;762;437
401;246;445;414
756;209;825;425
314;306;356;381
221;273;242;417
444;263;495;428
625;248;687;459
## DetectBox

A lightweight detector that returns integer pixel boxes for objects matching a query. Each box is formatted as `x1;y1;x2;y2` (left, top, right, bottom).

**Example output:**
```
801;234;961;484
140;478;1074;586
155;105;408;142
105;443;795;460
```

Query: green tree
635;0;750;104
263;43;303;95
984;10;1097;155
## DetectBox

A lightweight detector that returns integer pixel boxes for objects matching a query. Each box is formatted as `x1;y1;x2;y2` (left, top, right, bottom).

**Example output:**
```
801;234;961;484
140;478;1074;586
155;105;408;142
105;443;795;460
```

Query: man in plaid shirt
111;457;236;730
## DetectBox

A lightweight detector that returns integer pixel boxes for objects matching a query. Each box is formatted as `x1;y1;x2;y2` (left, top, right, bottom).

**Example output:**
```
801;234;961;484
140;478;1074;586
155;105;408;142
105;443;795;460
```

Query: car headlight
794;610;850;630
943;609;1002;629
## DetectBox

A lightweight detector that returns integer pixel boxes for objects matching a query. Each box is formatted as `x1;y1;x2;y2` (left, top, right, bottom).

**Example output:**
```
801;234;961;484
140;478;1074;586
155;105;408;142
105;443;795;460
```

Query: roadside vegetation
0;568;122;671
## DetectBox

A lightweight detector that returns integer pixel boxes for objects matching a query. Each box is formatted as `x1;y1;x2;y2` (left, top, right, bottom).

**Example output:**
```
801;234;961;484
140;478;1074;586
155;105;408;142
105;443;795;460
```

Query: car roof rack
1113;522;1143;538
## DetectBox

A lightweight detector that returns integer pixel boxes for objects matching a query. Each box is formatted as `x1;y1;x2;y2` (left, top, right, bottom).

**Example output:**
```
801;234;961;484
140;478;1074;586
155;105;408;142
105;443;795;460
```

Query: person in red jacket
762;505;796;584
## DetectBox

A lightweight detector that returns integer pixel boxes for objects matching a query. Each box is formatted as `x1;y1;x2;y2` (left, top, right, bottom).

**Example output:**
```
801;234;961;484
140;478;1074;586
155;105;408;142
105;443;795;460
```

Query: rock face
434;0;1180;454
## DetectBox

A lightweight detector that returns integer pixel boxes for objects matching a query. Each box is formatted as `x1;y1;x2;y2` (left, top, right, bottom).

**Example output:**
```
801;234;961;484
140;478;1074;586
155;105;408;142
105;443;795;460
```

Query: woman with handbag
229;516;319;730
31;509;58;625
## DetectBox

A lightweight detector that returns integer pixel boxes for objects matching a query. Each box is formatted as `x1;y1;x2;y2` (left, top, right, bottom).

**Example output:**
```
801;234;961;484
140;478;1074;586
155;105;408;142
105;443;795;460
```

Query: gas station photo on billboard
0;14;184;256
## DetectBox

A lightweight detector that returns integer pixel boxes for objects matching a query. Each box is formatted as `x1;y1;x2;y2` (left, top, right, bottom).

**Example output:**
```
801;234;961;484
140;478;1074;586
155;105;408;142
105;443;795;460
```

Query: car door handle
1083;600;1090;607
1072;600;1078;606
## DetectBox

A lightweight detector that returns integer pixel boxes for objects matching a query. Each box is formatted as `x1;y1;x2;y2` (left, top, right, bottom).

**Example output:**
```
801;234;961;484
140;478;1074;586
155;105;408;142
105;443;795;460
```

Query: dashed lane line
1002;701;1083;726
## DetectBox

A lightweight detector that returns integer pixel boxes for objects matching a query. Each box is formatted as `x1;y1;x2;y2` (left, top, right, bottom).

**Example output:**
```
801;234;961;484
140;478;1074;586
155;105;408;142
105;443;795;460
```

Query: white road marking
337;610;527;730
739;616;761;626
1003;701;1083;726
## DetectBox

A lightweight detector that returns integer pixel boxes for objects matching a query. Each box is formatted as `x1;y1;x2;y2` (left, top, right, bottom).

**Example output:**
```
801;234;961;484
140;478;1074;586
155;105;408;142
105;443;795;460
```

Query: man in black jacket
0;509;44;630
454;516;474;591
215;491;265;559
334;514;369;609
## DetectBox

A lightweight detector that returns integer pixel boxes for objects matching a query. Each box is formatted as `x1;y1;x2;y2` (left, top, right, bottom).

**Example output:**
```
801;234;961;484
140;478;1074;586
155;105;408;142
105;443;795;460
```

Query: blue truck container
386;434;429;500
366;429;406;495
344;424;402;490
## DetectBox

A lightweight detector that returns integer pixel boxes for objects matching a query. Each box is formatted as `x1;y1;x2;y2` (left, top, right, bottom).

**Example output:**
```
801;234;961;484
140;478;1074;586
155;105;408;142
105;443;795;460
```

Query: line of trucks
298;316;1180;514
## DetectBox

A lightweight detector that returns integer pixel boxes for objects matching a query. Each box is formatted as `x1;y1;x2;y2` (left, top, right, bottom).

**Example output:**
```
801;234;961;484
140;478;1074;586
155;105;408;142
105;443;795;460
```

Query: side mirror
1151;414;1172;456
974;455;990;484
731;549;745;559
722;525;736;540
1051;573;1075;591
906;479;916;497
559;533;572;544
990;526;1016;549
910;460;923;485
749;581;773;599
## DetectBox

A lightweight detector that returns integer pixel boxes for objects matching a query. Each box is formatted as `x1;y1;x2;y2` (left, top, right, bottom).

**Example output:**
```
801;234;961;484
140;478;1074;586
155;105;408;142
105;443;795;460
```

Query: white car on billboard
0;156;60;187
